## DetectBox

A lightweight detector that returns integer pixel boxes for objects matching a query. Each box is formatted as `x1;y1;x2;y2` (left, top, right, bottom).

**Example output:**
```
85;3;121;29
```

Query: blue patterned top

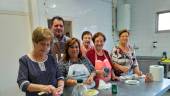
17;54;64;96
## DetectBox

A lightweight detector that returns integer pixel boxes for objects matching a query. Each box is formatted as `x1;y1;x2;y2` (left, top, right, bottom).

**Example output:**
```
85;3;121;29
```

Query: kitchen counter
98;78;170;96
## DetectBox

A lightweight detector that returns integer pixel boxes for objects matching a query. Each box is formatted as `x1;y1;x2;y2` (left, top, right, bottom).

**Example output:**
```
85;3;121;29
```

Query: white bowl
125;80;140;85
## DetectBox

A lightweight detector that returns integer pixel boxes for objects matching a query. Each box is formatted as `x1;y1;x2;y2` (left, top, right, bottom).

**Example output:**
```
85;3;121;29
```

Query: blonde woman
17;27;64;96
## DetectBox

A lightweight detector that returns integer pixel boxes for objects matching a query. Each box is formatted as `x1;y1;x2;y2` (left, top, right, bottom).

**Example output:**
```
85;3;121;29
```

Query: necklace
30;51;47;62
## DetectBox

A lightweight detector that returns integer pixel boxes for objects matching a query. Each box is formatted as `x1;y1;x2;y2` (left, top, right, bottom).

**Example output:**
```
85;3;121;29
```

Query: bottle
161;51;167;61
72;79;87;96
112;83;117;94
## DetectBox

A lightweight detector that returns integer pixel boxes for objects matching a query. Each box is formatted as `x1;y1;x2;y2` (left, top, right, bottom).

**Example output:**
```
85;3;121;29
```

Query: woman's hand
111;71;120;81
145;73;153;82
42;85;63;96
41;85;56;94
114;63;129;73
112;76;120;81
84;75;94;85
52;86;64;96
134;66;143;76
136;71;143;76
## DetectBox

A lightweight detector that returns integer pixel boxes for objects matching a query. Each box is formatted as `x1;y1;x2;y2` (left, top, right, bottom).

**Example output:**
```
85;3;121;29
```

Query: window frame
156;10;170;33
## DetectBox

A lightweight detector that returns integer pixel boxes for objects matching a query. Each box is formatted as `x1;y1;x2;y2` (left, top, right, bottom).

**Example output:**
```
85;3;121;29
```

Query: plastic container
72;79;87;96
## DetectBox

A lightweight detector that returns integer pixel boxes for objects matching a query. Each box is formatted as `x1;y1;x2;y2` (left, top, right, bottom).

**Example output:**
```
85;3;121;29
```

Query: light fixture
44;0;56;9
43;0;56;18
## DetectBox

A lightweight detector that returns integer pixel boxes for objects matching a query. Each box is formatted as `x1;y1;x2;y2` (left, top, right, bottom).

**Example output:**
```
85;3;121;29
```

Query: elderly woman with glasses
58;38;96;96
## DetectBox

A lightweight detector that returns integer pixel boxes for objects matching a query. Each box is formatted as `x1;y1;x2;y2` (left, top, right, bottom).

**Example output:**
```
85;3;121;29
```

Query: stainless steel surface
136;56;161;60
97;79;170;96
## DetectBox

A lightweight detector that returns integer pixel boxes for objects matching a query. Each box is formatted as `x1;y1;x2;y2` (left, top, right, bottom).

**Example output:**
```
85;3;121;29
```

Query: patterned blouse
111;45;138;75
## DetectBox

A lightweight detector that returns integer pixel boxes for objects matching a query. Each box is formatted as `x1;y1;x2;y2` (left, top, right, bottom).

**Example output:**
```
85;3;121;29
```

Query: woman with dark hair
86;32;119;87
58;38;95;96
80;31;93;56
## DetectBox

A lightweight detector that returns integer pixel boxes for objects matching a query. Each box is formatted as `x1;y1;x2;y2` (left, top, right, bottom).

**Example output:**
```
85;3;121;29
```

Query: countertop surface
98;78;170;96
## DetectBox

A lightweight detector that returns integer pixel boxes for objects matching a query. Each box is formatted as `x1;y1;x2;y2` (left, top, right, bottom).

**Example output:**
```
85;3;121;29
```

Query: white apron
68;64;90;81
63;63;95;96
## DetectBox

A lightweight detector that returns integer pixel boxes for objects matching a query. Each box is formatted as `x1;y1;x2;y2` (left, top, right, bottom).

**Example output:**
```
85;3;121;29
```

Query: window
156;11;170;32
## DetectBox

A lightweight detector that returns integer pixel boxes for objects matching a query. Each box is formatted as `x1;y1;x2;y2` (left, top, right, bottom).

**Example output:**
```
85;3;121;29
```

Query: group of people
17;16;148;96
